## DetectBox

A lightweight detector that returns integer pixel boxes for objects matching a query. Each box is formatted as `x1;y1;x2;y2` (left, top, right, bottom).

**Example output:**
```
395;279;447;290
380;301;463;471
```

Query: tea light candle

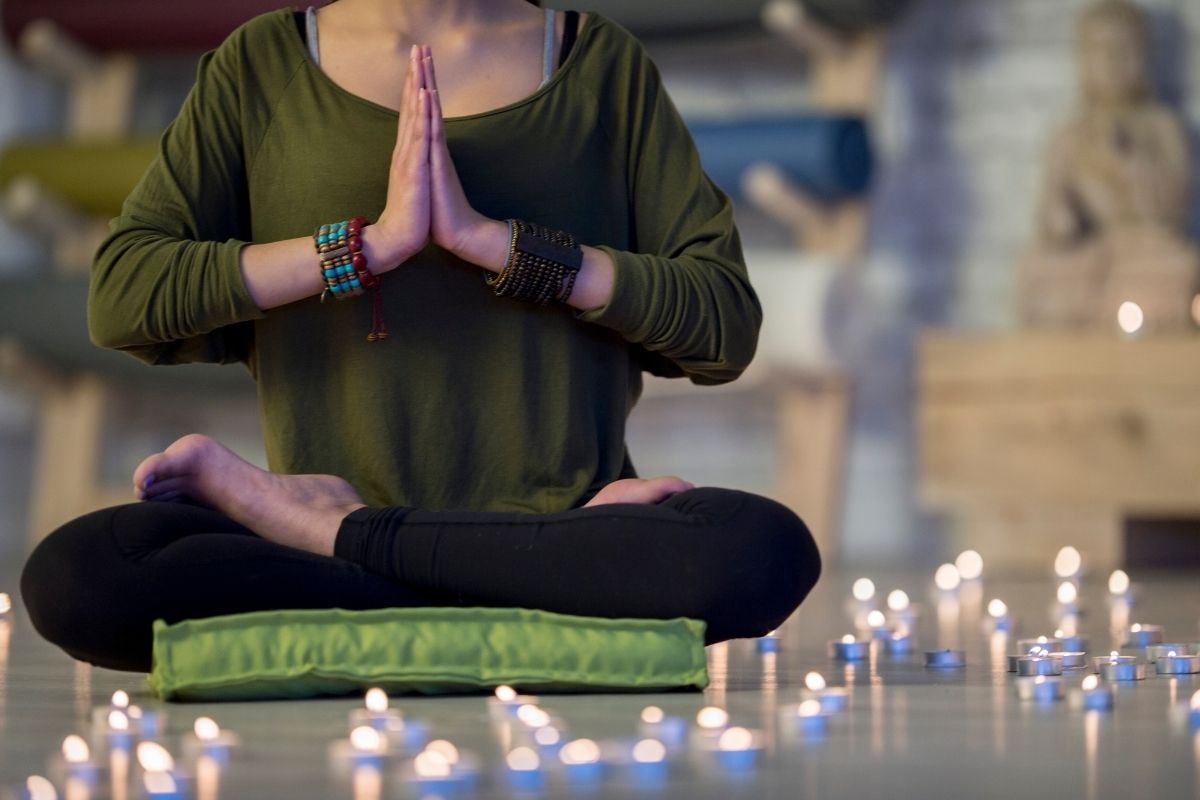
1107;569;1133;604
1017;653;1062;677
1017;676;1063;703
788;699;829;737
851;577;876;605
1098;653;1145;682
864;610;891;640
488;685;539;721
886;590;917;625
347;725;387;768
886;630;915;655
1017;636;1062;654
756;629;780;653
137;742;183;800
986;599;1012;632
1155;651;1200;675
185;717;238;765
559;738;604;783
638;706;687;749
1124;623;1164;649
629;739;668;783
1055;629;1088;653
694;706;730;746
934;563;962;593
925;649;965;669
1146;643;1190;663
830;634;870;661
1048;651;1087;670
60;735;98;784
105;709;133;751
350;688;401;731
1055;581;1081;616
505;746;544;791
1072;674;1114;711
714;727;762;771
802;672;848;713
955;550;984;582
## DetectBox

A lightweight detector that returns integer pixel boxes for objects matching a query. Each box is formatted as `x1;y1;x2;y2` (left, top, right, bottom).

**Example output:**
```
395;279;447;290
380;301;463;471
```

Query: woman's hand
372;45;434;270
420;48;506;264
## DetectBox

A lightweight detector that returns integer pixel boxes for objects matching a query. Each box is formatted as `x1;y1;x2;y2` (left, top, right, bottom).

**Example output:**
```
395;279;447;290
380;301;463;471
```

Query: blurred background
0;0;1197;577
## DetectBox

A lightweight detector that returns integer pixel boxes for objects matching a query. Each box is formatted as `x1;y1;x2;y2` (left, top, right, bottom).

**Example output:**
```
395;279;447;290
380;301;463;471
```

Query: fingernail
143;473;155;489
410;44;417;58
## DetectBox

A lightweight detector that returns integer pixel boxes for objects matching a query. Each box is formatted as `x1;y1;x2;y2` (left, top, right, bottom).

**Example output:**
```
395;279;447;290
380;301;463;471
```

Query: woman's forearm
238;226;412;311
452;218;616;311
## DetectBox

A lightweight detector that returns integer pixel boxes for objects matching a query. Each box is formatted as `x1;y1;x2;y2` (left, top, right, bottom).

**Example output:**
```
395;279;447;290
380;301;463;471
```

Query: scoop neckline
283;8;599;123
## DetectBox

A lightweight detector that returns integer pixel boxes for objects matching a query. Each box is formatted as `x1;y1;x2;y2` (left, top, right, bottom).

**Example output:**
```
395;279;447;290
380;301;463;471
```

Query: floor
1;562;1198;799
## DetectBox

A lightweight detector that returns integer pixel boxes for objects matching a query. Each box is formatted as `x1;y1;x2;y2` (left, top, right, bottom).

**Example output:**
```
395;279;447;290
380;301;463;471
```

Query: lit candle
60;735;97;784
105;710;133;752
24;776;57;800
756;629;780;653
986;599;1012;632
1055;581;1081;615
1054;629;1088;653
713;726;762;771
955;550;984;582
694;706;730;745
346;725;386;768
924;649;965;669
629;739;668;784
408;740;476;794
1016;675;1063;703
886;589;917;625
1107;569;1133;604
1053;546;1082;580
802;672;848;713
637;706;687;750
1047;651;1087;670
1017;636;1062;654
886;629;915;655
488;685;538;722
504;746;544;791
1097;652;1145;682
532;725;563;757
1016;651;1062;677
864;609;891;640
933;563;961;593
1124;623;1165;649
558;738;604;783
787;699;828;738
137;742;182;800
829;634;870;661
351;688;399;731
1155;650;1200;675
851;577;876;605
185;717;238;765
1072;675;1114;711
1117;300;1143;335
1146;643;1191;663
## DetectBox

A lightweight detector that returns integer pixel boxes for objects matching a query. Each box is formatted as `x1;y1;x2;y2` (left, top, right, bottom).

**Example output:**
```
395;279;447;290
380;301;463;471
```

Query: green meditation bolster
148;606;709;702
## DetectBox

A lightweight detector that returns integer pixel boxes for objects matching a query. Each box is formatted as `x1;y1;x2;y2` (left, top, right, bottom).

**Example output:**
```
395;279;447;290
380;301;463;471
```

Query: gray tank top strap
306;6;321;65
540;8;555;87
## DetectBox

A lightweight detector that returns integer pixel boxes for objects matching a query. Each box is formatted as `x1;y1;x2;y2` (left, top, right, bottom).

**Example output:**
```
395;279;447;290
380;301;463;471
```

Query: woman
21;0;821;672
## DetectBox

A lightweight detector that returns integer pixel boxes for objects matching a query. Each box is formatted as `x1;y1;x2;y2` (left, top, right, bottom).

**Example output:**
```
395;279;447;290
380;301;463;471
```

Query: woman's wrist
449;216;511;272
361;223;420;273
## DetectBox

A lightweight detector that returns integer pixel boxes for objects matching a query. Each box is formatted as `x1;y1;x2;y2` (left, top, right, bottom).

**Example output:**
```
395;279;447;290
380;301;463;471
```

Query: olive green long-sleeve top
88;9;761;512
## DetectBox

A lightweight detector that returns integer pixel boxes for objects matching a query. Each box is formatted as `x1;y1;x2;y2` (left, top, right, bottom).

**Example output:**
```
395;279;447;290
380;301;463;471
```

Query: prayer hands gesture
374;45;490;267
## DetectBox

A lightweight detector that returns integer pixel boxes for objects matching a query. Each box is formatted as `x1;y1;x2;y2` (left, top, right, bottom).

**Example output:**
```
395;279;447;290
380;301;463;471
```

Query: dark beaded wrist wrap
486;219;584;305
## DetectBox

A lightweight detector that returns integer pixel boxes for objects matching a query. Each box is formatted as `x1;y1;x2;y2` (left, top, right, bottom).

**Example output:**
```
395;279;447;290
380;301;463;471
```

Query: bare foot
583;476;695;507
132;434;365;556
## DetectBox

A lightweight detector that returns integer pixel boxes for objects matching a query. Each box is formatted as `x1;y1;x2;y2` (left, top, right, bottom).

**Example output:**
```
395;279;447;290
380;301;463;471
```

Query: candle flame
62;735;89;764
506;747;540;771
25;776;56;800
887;590;910;612
851;578;876;602
559;738;600;765
987;599;1007;619
1117;301;1144;334
1130;623;1142;633
1108;569;1130;595
1168;650;1178;658
1056;582;1078;605
804;672;826;692
107;710;129;732
866;610;886;628
193;716;220;741
632;739;666;764
841;634;856;645
413;749;452;779
640;706;664;725
797;699;822;717
364;687;388;714
425;740;460;766
517;704;551;729
1110;651;1119;663
111;690;130;709
955;549;984;581
349;726;382;753
136;741;175;773
717;727;754;752
1054;546;1082;578
1034;676;1046;685
934;563;961;592
534;726;561;746
1082;675;1099;691
494;685;518;703
696;706;729;730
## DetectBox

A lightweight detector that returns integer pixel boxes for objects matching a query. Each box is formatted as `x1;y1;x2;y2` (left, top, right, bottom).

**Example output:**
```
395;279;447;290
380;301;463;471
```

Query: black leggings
21;488;821;673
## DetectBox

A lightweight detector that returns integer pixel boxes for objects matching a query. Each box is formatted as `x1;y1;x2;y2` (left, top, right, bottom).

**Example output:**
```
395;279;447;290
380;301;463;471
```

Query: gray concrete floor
1;562;1197;799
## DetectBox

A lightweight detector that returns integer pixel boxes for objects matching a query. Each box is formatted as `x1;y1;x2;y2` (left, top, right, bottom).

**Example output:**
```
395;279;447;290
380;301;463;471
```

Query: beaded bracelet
486;219;583;305
313;216;388;341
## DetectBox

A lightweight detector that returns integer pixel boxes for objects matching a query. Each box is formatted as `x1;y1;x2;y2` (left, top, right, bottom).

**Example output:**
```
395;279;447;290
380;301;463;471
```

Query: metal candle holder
924;649;966;669
1099;658;1145;681
829;639;871;660
1155;654;1200;675
1017;656;1062;677
1048;651;1088;670
1123;624;1164;649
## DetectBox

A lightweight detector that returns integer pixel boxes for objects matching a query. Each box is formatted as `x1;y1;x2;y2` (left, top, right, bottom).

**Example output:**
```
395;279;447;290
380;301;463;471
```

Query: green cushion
148;606;709;701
